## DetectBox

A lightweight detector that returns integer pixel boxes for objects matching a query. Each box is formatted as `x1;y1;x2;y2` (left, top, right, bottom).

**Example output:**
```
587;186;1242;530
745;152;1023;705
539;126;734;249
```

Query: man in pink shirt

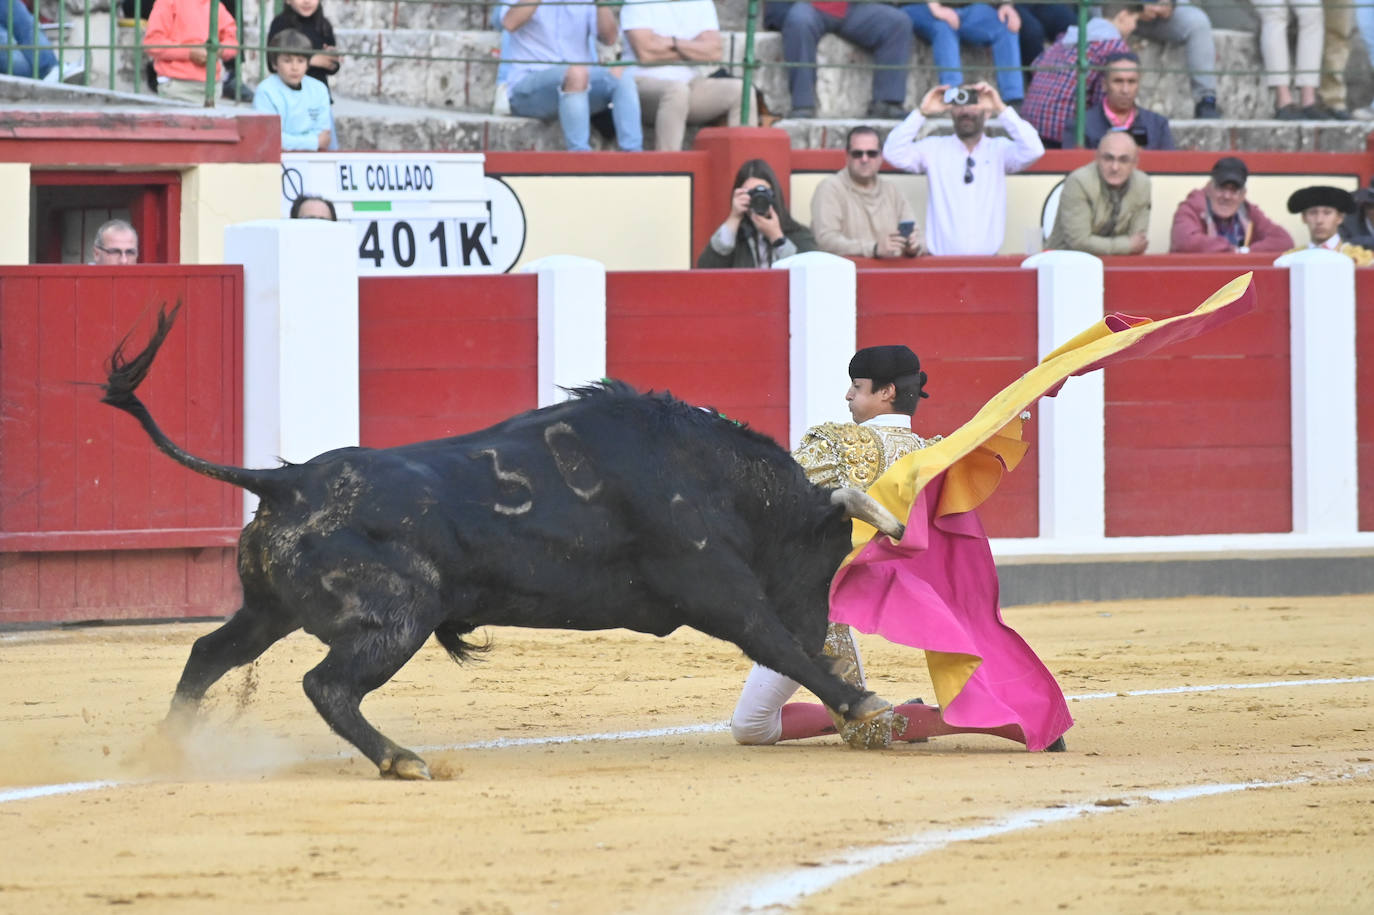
144;0;238;105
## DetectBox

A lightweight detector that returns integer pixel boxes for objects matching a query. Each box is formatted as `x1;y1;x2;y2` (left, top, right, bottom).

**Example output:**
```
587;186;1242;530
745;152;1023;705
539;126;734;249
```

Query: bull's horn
831;488;905;541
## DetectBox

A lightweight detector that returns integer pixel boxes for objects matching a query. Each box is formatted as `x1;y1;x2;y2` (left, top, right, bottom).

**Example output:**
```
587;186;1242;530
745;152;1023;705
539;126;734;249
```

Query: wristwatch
771;236;787;249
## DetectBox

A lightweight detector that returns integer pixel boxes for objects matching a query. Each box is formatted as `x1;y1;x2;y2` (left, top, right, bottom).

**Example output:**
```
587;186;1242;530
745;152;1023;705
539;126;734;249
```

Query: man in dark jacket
1170;156;1293;253
1341;184;1374;249
1063;52;1174;149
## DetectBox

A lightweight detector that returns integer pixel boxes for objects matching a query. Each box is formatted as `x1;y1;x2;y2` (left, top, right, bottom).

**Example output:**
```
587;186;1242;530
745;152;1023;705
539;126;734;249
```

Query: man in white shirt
500;0;643;151
882;81;1045;255
619;0;745;150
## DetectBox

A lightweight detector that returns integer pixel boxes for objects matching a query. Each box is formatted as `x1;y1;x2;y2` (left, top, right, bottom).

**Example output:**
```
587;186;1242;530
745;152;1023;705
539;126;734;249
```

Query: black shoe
1276;103;1303;120
1300;104;1333;120
788;105;815;119
222;77;253;102
1194;96;1220;118
866;100;906;120
1045;736;1067;752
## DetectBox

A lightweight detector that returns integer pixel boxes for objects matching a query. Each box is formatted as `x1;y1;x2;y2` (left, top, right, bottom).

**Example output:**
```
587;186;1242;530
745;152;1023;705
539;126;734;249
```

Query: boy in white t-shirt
619;0;750;150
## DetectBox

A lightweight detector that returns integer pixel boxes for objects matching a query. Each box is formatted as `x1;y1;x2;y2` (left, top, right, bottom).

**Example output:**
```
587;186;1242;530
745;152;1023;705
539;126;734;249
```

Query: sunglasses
964;156;974;184
848;148;881;159
95;244;139;258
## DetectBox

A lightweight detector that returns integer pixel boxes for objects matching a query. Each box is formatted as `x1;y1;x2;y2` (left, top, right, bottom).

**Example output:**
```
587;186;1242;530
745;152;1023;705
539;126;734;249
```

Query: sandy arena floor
1;594;1371;913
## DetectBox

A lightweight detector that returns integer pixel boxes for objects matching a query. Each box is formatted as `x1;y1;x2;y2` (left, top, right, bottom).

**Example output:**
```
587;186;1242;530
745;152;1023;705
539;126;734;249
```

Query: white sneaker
492;83;510;116
1353;105;1374;121
61;60;85;84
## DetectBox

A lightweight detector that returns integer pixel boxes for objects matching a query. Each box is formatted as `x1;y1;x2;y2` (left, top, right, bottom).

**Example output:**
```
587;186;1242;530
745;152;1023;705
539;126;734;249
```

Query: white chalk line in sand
3;675;1370;805
714;765;1374;913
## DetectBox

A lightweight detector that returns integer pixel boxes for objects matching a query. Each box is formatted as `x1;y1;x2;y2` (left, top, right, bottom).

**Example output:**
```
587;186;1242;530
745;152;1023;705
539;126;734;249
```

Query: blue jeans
1362;2;1374;68
902;2;1024;102
0;0;57;79
763;1;913;110
509;65;643;152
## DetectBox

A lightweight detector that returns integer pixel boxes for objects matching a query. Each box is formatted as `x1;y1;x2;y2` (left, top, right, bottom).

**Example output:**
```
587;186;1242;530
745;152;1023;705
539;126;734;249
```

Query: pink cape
828;474;1073;751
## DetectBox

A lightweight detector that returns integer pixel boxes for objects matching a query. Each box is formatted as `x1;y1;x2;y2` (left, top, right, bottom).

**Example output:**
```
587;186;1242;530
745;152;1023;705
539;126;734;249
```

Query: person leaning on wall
696;158;817;268
290;195;338;220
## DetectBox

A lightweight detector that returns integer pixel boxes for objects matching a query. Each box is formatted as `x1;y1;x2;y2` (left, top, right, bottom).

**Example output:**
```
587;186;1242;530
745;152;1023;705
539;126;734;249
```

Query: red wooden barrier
1357;270;1374;532
606;269;791;444
357;274;539;447
857;267;1040;538
0;267;243;623
1102;267;1292;536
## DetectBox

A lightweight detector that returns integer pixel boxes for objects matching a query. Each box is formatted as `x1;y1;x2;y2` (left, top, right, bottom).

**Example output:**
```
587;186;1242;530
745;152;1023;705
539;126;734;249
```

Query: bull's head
830;488;905;542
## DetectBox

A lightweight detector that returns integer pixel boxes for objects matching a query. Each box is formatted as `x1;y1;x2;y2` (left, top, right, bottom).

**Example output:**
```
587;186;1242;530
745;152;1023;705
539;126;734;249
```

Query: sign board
280;152;526;274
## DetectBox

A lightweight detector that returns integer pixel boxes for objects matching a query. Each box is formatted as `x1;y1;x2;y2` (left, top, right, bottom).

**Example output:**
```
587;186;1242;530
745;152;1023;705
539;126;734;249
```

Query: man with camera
1062;52;1173;150
881;81;1044;256
811;126;922;259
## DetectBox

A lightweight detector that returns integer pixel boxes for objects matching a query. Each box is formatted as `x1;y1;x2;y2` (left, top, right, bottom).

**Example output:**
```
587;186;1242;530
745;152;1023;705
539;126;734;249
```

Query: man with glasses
811;126;922;259
881;81;1044;255
1047;130;1150;255
1170;156;1292;253
90;220;140;265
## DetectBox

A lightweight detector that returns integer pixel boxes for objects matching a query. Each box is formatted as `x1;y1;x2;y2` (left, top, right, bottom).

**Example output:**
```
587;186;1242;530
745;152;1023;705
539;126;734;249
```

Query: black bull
102;308;903;778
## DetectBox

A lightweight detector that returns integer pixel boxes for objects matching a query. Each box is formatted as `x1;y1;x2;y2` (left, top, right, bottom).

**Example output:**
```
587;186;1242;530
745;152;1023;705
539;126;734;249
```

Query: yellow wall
791;169;1360;255
504;175;693;271
0;164;30;265
179;163;283;264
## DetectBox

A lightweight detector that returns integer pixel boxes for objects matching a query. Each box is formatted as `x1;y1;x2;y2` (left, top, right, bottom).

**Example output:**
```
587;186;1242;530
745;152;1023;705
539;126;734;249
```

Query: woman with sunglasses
811;125;923;259
697;158;817;268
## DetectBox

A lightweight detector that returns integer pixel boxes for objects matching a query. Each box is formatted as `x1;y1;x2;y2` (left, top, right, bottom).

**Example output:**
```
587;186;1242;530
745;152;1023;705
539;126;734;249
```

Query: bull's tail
101;305;293;501
433;621;491;664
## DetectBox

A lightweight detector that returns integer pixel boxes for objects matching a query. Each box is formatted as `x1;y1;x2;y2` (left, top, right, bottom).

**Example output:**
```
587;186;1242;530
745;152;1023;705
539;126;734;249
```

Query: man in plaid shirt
1022;2;1142;147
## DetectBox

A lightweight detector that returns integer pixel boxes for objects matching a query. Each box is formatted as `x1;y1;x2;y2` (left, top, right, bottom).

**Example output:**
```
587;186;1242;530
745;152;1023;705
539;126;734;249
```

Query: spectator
1255;0;1322;118
883;81;1044;255
811;126;922;258
1341;182;1374;247
763;1;914;119
1021;1;1140;148
697;158;816;267
1133;1;1221;118
900;2;1026;108
1285;185;1374;263
1;0;59;80
619;0;744;151
143;0;238;105
1170;156;1294;253
1047;131;1151;255
500;0;642;152
218;0;251;101
290;194;338;220
1063;52;1174;149
1355;7;1374;119
90;220;140;264
254;30;332;151
266;0;339;103
1317;0;1353;118
1013;2;1074;72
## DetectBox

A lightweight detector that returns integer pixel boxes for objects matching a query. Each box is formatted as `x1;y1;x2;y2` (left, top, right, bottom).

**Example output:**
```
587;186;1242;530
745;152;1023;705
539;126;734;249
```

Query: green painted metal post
740;0;758;124
1074;0;1088;148
205;0;219;106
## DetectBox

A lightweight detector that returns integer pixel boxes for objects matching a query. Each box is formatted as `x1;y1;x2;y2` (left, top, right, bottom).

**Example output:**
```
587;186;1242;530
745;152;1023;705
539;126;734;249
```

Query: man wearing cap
1170;157;1293;254
730;344;937;747
1340;182;1374;249
1285;185;1374;266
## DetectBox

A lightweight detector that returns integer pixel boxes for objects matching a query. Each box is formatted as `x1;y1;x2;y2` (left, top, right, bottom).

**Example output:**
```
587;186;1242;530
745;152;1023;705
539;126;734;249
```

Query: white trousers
729;645;868;745
1254;0;1325;88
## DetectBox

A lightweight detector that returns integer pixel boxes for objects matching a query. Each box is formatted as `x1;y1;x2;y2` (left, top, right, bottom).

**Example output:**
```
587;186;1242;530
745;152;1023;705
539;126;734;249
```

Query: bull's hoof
845;692;892;723
379;751;432;781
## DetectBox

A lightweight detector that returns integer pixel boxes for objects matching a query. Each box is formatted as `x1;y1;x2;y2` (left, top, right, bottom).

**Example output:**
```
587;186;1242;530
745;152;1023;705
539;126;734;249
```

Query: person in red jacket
1170;156;1294;254
143;0;238;105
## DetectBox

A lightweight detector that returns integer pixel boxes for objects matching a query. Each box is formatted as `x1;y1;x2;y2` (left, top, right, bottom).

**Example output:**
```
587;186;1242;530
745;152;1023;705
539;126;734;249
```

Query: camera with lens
747;185;775;216
942;85;976;107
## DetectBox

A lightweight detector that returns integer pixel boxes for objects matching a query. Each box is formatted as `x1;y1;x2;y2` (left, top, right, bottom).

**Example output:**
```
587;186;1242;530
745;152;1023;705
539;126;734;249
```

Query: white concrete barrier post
224;219;360;523
776;251;857;447
1274;248;1359;535
525;255;607;408
1022;250;1106;542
